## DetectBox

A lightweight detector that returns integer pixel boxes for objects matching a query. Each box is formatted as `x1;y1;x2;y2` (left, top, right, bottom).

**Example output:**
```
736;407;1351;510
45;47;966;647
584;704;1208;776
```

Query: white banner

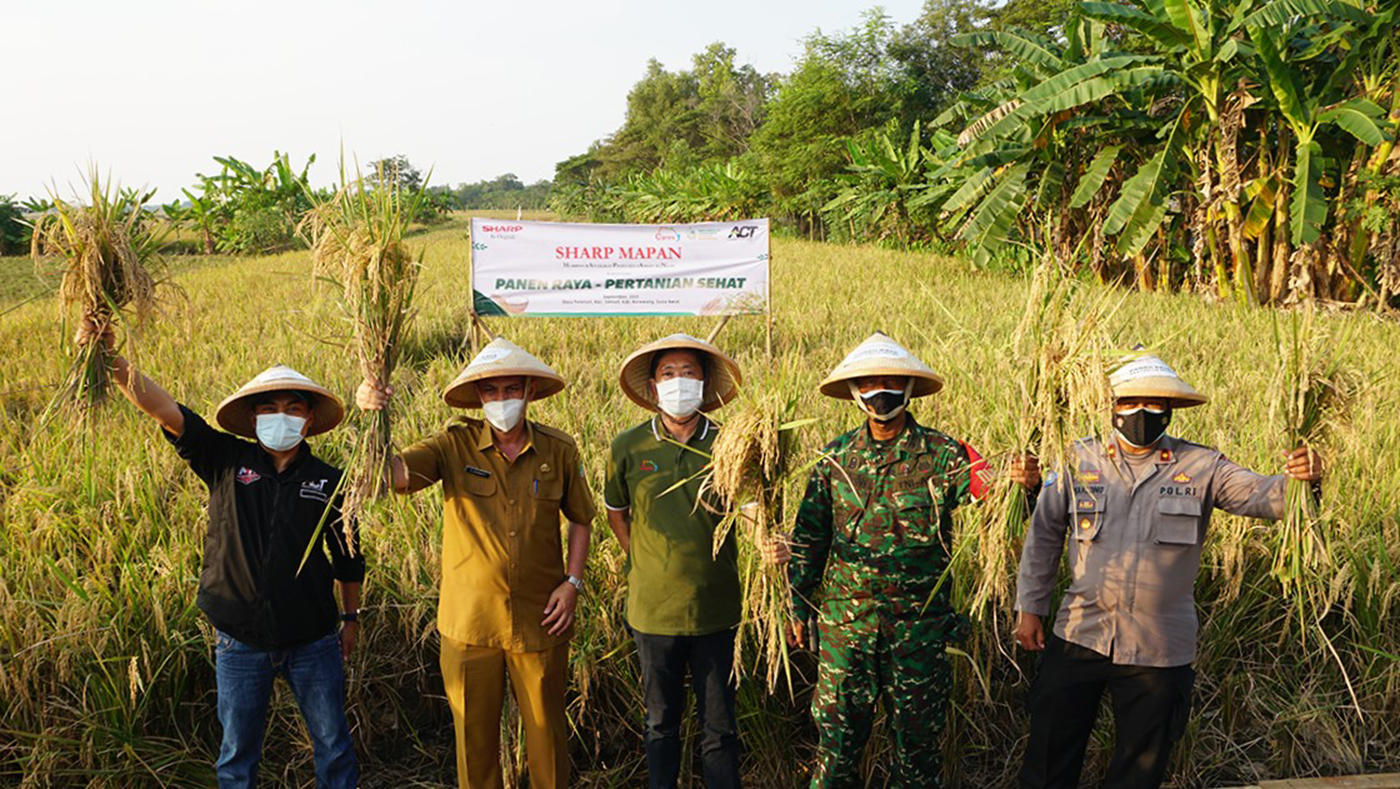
470;218;769;316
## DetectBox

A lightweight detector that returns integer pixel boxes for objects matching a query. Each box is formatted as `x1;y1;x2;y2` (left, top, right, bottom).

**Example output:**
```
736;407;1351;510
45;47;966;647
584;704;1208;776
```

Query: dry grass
964;257;1125;619
300;159;424;554
29;170;172;412
3;227;1400;787
707;393;813;692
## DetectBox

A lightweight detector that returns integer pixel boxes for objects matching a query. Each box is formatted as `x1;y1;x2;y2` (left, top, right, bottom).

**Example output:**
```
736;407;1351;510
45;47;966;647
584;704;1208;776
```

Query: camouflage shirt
789;417;981;625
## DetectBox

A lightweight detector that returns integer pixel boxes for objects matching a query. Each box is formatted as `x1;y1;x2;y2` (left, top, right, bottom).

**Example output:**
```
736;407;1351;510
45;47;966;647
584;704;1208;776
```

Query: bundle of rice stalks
679;393;814;692
966;257;1126;619
1270;303;1355;625
298;159;425;562
30;171;171;413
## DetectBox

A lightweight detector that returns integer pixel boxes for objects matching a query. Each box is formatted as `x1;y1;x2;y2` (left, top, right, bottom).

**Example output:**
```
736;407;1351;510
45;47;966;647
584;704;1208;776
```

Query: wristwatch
340;610;359;623
566;575;584;592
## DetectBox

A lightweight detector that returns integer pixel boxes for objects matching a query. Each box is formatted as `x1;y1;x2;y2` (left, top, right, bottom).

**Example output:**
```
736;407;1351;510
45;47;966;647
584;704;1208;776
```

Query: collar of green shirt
650;413;712;446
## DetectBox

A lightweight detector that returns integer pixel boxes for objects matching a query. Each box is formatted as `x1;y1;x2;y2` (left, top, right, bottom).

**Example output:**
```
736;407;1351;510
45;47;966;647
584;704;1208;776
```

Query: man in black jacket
81;319;363;789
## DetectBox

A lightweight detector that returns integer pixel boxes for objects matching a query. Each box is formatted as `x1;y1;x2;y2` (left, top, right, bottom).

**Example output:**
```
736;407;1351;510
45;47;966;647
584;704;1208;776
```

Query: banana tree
943;16;1186;273
1244;0;1394;299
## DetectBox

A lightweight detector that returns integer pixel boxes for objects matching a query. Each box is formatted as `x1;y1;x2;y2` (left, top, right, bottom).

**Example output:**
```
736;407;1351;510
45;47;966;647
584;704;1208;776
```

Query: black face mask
1115;407;1172;448
859;389;909;422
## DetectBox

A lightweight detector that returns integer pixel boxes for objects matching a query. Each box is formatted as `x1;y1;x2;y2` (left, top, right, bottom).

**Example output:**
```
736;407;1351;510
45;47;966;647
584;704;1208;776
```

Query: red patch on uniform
961;441;989;501
236;467;261;485
1159;449;1173;463
640;460;659;473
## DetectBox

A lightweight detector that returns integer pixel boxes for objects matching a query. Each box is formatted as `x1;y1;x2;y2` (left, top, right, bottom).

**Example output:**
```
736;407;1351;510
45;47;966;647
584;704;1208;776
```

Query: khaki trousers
439;636;570;789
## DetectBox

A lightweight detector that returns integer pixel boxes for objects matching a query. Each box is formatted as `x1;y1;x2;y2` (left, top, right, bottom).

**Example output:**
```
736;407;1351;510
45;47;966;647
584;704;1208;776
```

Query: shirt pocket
456;471;499;527
1072;493;1106;542
532;474;564;530
1153;496;1203;545
892;475;942;546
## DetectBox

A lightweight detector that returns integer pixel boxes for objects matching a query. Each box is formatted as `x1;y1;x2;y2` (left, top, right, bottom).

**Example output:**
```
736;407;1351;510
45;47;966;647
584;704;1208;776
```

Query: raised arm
1214;448;1322;521
78;315;183;437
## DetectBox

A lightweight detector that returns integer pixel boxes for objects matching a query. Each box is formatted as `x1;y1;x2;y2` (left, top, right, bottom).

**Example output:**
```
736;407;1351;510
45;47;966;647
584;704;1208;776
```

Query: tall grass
300;159;425;550
1270;303;1356;633
964;259;1124;620
29;171;173;413
2;224;1399;786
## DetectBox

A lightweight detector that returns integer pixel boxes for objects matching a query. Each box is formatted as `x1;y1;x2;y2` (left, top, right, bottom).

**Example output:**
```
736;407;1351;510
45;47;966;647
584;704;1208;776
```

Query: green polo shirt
604;415;741;636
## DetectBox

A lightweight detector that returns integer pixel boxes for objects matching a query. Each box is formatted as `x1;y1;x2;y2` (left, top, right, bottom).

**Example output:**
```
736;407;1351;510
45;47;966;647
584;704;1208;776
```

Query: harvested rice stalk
298;158;425;562
967;257;1126;619
687;394;814;692
31;171;171;413
1270;303;1354;625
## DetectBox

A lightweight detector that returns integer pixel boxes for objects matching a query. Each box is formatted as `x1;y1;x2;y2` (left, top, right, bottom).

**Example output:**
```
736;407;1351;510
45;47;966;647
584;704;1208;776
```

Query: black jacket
166;405;364;649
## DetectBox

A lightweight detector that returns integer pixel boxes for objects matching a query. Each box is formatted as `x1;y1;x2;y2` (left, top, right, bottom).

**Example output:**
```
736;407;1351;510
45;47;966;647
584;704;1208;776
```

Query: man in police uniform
357;337;596;789
1014;353;1324;789
785;331;1039;788
604;333;745;789
80;319;362;789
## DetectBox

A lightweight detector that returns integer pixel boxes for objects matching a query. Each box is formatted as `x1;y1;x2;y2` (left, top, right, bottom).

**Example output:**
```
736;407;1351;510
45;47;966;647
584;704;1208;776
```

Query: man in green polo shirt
604;333;745;789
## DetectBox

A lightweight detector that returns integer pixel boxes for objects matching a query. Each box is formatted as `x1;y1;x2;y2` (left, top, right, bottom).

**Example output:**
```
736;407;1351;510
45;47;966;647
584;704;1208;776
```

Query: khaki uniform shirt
1015;435;1286;667
402;417;597;652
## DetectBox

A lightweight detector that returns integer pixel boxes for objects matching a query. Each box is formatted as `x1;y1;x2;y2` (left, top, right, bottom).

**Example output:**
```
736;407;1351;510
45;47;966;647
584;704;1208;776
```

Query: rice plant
1270;303;1355;626
299;157;425;556
705;394;815;692
965;258;1125;619
29;170;171;413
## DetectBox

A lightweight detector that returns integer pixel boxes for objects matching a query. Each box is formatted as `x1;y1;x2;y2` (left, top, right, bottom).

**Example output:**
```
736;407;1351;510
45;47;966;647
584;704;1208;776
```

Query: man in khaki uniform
357;338;595;789
1014;353;1323;789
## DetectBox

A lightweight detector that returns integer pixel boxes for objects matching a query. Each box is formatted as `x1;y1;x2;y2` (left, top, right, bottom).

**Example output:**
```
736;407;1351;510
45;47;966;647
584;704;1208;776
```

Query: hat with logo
619;333;742;412
443;337;566;409
1109;352;1207;408
216;365;345;438
819;331;944;399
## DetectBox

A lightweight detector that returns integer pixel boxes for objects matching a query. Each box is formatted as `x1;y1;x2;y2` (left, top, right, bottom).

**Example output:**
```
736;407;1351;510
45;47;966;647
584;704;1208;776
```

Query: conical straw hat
1109;353;1207;408
618;333;742;412
819;332;944;399
443;337;566;409
215;364;345;438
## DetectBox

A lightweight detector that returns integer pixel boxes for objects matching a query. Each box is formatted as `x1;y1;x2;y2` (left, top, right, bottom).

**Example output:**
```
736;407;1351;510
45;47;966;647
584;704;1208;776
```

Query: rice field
2;215;1399;787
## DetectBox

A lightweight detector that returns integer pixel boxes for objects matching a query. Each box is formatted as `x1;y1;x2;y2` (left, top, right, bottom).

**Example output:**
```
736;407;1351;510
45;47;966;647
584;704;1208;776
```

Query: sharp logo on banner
470;218;770;317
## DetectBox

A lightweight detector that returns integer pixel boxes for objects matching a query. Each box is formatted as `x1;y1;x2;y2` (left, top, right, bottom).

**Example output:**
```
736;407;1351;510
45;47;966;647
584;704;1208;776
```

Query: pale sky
1;0;926;202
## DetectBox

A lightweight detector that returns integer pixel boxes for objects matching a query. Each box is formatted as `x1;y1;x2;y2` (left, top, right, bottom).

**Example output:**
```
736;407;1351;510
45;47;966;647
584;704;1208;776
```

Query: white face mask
655;377;705;418
482;398;526;432
255;413;307;452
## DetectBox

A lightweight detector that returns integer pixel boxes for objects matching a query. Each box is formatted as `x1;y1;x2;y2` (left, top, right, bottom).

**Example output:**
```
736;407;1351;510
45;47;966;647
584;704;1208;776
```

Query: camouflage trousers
809;609;956;788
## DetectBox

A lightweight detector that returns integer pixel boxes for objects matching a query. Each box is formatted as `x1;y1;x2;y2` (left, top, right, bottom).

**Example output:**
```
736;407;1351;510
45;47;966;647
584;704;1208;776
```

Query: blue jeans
214;629;358;789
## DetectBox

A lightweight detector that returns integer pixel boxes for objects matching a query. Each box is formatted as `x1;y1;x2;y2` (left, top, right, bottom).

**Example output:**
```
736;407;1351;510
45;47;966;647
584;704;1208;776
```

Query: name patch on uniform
464;465;492;478
300;479;330;502
236;467;261;485
1159;485;1199;498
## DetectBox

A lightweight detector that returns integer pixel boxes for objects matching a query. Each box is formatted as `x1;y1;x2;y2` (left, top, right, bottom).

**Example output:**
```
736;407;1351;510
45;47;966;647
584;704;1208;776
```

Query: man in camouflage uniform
786;332;1040;788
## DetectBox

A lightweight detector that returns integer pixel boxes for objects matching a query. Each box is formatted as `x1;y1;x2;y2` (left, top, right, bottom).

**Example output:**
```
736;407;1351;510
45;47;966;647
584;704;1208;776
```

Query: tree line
549;0;1400;307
